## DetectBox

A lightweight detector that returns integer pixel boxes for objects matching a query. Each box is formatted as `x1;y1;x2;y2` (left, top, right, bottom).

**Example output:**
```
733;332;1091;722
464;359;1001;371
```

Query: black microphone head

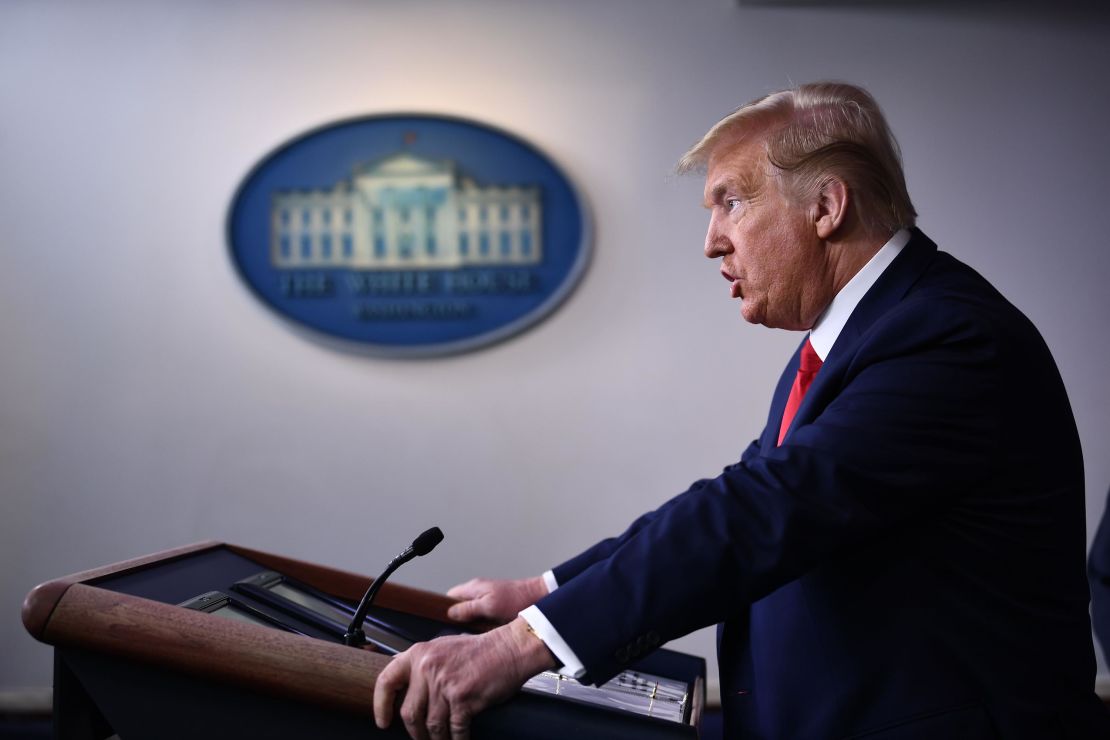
412;527;444;557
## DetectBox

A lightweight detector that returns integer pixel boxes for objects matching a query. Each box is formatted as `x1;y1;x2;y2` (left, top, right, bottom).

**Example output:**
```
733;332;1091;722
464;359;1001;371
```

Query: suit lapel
763;341;803;449
779;229;939;444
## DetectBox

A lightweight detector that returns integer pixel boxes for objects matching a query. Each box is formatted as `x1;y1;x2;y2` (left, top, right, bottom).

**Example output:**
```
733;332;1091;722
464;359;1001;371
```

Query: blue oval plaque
227;115;590;356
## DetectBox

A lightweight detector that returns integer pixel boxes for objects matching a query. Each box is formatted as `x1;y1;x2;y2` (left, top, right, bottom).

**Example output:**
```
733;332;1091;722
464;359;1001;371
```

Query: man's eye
726;198;742;211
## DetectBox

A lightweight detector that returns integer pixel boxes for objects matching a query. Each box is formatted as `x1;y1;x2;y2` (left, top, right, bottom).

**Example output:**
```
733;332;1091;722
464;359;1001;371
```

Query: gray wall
3;0;1109;699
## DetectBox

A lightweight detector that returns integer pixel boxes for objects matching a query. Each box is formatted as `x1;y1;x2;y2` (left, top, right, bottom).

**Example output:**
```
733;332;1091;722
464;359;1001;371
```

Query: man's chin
739;302;762;326
741;305;793;331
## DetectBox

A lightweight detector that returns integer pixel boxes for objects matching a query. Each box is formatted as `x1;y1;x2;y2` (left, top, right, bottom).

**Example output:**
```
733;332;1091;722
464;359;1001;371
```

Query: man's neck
808;229;911;359
824;229;895;300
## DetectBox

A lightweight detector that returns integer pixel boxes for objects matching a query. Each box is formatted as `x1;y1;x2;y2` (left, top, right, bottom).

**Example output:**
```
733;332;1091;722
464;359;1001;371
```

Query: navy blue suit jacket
535;231;1109;738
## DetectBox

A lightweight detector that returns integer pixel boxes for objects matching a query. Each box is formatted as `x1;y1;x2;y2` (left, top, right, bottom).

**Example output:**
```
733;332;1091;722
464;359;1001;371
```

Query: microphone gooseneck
343;527;444;647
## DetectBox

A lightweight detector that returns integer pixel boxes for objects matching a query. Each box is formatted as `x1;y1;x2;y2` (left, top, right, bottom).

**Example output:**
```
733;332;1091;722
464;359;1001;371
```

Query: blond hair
678;82;916;234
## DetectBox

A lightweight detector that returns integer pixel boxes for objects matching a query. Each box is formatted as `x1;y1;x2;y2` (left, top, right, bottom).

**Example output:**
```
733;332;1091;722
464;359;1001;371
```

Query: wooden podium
23;542;705;739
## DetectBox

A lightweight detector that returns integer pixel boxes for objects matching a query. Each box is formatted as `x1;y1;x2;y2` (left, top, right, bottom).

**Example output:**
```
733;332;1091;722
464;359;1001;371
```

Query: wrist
507;617;557;675
527;575;550;602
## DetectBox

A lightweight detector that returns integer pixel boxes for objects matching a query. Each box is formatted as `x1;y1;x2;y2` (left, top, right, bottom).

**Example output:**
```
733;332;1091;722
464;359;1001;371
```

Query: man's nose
704;221;732;259
697;210;732;260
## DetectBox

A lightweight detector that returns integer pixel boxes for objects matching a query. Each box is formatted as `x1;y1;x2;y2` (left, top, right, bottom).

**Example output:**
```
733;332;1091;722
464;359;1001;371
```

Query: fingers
373;653;409;730
446;579;488;623
372;631;534;740
399;665;430;740
404;684;471;740
445;597;483;623
425;695;452;740
450;708;472;740
393;650;464;740
446;578;486;601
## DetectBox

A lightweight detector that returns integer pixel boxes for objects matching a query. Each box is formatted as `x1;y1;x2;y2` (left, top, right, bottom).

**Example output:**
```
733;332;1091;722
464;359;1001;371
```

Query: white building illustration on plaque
270;153;543;270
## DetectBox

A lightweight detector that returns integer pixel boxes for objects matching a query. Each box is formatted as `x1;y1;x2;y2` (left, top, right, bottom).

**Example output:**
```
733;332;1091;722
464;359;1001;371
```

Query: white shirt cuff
519;605;586;679
542;570;559;593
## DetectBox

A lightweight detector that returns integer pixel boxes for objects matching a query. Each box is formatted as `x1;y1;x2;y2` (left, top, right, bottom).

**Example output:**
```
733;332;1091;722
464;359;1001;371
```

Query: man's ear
814;176;849;239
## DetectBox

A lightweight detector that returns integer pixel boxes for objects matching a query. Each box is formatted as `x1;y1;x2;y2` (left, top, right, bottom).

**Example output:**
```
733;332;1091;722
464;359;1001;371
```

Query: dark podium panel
23;542;706;739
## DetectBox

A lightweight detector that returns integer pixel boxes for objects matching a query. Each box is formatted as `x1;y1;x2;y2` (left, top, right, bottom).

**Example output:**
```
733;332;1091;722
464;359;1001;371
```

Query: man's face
702;134;835;331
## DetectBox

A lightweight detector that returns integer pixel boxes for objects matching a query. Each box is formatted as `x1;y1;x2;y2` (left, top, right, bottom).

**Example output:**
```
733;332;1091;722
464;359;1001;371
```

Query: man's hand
373;617;557;740
445;576;548;624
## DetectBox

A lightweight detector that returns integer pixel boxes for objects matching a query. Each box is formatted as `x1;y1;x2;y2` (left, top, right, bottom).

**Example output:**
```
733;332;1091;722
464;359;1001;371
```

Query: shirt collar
808;229;911;361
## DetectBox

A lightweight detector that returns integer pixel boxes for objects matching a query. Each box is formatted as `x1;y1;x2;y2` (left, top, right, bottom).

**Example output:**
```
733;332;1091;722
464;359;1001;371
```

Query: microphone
410;527;445;557
343;526;444;647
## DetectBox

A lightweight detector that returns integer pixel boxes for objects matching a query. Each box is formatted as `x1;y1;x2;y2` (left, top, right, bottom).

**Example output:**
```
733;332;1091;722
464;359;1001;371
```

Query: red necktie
778;338;823;446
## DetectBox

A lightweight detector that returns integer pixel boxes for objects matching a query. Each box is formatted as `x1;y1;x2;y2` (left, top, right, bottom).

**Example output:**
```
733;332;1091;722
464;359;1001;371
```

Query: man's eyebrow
705;179;733;208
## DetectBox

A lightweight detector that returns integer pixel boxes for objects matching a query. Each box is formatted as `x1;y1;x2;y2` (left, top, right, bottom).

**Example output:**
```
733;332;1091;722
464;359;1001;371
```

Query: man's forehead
703;134;769;198
706;130;765;171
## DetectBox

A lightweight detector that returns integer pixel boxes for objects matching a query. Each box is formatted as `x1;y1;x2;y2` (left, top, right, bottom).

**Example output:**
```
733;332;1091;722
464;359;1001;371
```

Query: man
373;82;1110;739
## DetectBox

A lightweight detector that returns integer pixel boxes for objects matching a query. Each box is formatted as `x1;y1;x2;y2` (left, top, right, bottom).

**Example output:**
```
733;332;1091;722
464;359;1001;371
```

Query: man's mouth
721;270;742;298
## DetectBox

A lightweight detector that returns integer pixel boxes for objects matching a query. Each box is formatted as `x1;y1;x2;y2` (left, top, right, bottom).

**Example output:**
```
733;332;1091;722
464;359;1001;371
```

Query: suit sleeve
535;296;1009;684
551;439;763;585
